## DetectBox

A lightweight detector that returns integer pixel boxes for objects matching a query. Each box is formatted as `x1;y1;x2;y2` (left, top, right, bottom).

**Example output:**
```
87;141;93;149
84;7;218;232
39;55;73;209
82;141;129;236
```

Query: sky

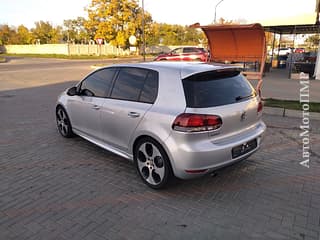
0;0;316;29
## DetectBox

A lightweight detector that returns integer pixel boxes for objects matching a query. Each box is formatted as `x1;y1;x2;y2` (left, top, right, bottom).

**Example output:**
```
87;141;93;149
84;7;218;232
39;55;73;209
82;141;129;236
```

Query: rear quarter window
182;70;256;108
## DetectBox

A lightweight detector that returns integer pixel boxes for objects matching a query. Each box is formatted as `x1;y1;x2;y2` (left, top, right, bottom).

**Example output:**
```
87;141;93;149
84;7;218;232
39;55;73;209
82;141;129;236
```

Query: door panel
99;67;158;151
100;99;151;151
68;96;105;139
67;67;118;139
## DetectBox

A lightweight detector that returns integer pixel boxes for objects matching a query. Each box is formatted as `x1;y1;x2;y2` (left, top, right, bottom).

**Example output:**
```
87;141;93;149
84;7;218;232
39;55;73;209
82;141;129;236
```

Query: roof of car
108;61;239;79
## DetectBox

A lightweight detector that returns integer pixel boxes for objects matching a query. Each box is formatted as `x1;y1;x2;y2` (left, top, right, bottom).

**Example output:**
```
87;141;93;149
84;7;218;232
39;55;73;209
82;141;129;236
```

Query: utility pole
142;0;146;61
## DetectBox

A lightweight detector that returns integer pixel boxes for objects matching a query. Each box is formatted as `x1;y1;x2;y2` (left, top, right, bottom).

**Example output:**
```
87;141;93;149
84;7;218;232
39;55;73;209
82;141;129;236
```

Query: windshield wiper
235;94;253;101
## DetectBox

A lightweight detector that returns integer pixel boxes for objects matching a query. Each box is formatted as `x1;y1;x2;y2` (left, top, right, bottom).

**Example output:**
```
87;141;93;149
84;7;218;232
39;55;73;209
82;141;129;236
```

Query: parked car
56;62;266;189
294;48;305;53
268;47;293;56
154;47;209;62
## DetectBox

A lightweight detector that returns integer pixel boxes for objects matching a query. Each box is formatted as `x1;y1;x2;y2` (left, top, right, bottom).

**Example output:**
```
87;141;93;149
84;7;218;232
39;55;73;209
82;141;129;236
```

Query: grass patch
0;56;6;63
264;98;320;113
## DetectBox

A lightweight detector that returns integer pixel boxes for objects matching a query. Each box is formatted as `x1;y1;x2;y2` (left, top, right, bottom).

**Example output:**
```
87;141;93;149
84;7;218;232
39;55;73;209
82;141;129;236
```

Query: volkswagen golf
56;62;266;189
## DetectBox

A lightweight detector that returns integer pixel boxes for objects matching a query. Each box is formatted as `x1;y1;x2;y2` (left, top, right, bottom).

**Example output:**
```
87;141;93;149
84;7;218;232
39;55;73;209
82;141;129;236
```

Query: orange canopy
192;23;266;93
198;23;266;62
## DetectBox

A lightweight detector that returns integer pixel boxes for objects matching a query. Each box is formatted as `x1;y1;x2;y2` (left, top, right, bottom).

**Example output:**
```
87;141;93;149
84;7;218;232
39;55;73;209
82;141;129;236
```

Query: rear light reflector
257;101;263;113
185;169;208;174
172;113;222;132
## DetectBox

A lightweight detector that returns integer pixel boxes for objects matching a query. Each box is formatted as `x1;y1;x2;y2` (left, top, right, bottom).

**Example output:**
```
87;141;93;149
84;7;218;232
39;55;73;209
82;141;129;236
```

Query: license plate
232;139;257;159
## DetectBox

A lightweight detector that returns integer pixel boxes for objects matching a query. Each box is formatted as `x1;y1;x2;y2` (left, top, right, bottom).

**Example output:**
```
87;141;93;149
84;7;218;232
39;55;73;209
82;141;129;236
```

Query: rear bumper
165;121;266;179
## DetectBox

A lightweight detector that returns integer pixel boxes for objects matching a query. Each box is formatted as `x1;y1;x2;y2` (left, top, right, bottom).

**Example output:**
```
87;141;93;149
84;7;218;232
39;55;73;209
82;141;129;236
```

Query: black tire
56;106;74;138
134;137;173;189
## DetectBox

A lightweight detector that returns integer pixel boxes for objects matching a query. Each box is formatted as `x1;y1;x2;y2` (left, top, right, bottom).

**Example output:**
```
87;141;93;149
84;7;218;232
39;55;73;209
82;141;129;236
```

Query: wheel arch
56;104;71;122
131;134;177;175
56;104;71;120
56;103;66;113
55;103;74;138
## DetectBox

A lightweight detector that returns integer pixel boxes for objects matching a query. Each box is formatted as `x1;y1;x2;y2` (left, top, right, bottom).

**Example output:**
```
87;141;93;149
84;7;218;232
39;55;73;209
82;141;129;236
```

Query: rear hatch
182;69;262;139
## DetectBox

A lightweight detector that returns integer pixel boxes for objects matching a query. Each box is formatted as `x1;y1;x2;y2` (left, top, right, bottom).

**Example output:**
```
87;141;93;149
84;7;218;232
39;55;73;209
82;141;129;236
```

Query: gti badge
240;111;247;121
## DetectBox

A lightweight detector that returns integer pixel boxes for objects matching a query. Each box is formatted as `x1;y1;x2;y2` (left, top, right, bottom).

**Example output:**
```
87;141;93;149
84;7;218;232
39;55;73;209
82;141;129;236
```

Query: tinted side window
111;68;148;101
172;48;183;54
184;48;197;53
140;71;158;103
81;68;117;97
183;71;256;108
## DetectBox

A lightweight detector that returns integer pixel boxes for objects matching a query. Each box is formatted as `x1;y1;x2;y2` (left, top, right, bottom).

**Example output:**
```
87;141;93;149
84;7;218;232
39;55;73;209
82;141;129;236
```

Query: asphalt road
0;57;320;239
0;57;145;91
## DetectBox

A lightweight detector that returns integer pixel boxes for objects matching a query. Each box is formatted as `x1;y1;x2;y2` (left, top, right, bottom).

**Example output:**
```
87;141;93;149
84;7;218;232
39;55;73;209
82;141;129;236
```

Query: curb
263;106;320;120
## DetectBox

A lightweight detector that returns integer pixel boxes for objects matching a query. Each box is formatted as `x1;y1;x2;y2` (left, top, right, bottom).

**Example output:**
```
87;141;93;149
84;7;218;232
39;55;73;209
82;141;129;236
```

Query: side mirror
67;86;78;96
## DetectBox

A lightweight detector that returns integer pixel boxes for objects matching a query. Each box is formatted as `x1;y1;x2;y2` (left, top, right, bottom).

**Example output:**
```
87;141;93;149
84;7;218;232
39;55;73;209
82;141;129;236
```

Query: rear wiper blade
235;94;253;101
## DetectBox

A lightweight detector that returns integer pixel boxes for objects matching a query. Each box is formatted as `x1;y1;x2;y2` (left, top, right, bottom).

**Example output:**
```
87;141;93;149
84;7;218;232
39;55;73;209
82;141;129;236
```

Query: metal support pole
288;33;296;79
270;33;276;64
277;33;282;68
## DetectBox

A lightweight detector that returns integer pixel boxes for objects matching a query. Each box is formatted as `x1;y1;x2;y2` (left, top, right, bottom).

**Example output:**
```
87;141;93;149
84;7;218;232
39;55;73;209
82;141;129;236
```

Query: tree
85;0;152;48
17;25;32;44
63;17;88;43
0;24;19;45
31;21;62;44
305;34;320;50
146;23;206;46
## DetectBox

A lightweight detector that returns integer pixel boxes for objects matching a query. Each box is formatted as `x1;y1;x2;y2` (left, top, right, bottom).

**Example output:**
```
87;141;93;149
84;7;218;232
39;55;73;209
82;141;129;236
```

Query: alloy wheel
136;142;166;186
56;107;73;137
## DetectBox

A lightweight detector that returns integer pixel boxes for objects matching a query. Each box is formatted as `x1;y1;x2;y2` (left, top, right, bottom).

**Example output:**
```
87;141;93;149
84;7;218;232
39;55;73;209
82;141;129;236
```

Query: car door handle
128;112;140;118
92;105;100;110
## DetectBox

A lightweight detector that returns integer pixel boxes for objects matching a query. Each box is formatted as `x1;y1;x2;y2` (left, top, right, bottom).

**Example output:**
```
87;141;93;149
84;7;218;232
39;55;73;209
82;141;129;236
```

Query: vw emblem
240;111;247;121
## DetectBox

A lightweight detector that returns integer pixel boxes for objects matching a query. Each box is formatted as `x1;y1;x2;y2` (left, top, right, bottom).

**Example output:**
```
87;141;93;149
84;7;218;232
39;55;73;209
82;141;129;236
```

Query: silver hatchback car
56;62;266;188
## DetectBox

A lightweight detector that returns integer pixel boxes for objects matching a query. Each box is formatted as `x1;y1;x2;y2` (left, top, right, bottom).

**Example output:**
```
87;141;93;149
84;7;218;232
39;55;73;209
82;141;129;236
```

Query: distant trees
0;25;19;45
305;34;320;50
63;17;88;44
32;21;62;44
0;0;206;48
85;0;152;48
0;22;63;45
147;23;205;46
17;25;32;44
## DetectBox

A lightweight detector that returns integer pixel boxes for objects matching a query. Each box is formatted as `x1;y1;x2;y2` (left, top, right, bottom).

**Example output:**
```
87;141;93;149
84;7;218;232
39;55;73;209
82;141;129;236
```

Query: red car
154;47;209;62
294;48;305;53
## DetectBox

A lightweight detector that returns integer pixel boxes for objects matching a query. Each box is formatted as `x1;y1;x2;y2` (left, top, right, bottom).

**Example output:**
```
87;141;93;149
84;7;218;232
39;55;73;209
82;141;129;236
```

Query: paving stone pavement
0;82;320;240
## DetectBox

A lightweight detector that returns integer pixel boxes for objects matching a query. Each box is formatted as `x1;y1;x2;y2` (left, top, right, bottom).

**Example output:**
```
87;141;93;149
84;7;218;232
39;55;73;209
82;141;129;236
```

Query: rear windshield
182;70;256;108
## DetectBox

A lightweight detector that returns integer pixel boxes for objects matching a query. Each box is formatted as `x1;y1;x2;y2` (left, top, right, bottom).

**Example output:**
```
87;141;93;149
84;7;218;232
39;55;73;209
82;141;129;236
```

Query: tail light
172;113;222;132
257;101;263;113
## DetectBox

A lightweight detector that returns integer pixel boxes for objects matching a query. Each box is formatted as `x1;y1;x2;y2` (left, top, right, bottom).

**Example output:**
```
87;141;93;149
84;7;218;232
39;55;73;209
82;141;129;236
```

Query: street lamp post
214;0;225;24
